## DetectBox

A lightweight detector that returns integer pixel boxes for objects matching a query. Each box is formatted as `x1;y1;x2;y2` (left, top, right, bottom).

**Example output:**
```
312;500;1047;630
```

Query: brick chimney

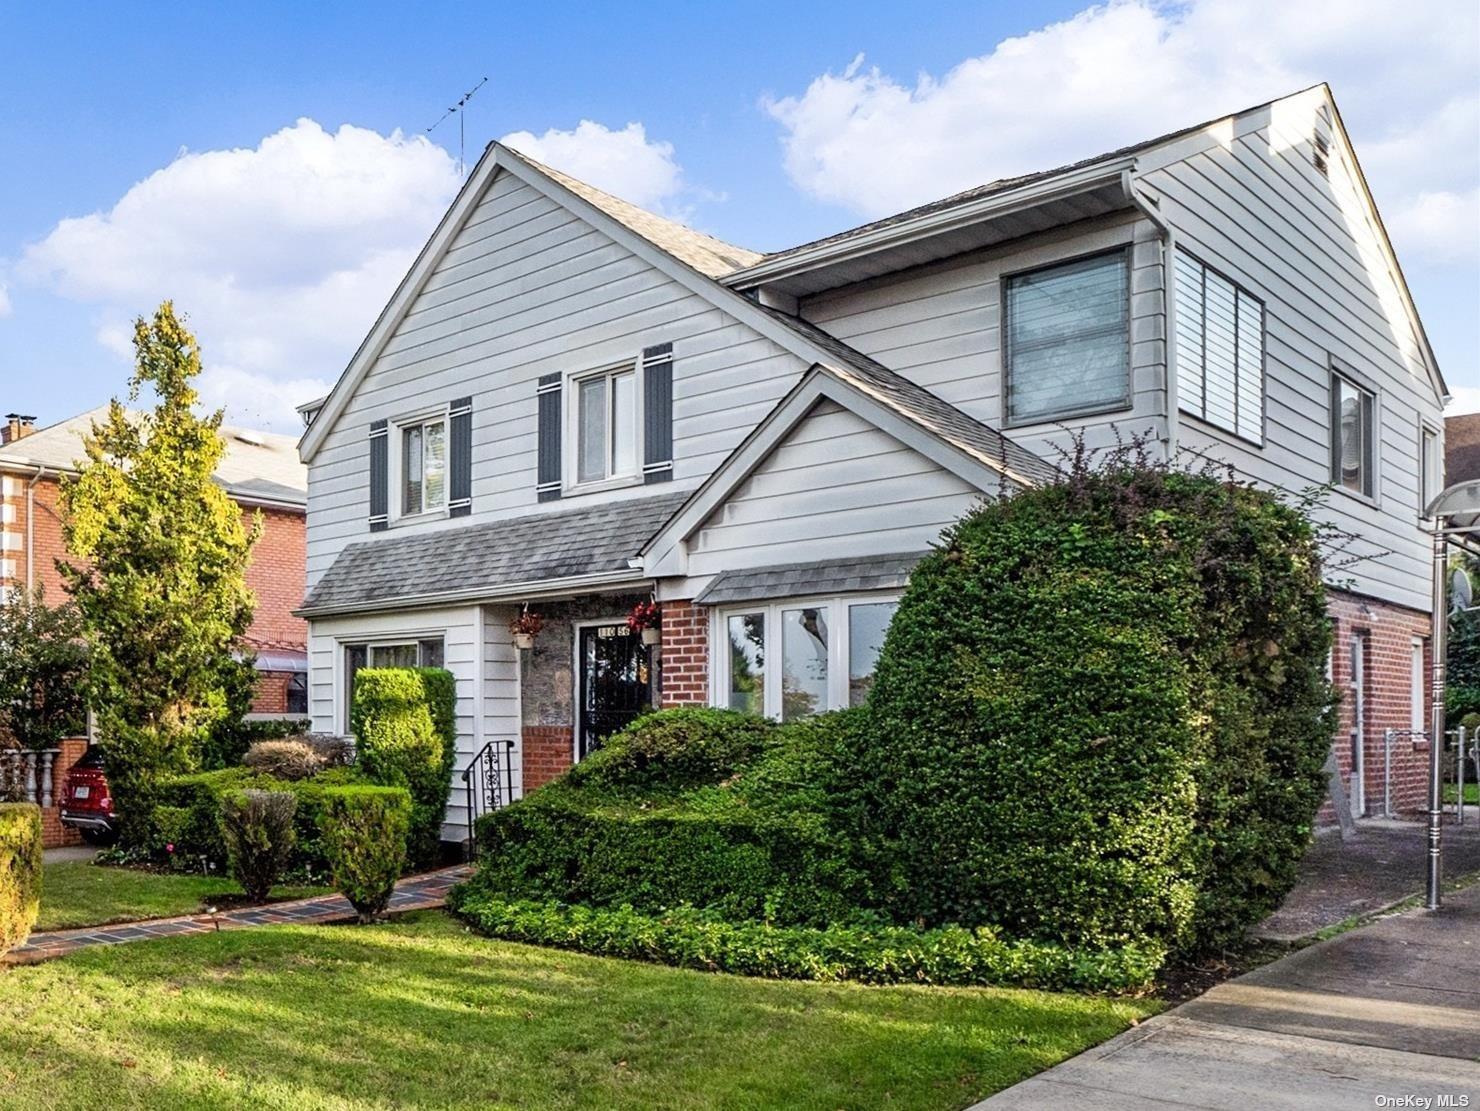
1;413;36;446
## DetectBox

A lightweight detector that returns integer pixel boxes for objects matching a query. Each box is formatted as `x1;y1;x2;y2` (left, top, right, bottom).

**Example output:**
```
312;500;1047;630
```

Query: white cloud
500;120;686;213
0;283;10;319
763;0;1479;267
19;119;461;430
1446;387;1480;417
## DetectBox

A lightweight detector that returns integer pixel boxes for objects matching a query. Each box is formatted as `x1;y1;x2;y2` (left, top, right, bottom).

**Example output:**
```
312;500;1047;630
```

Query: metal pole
1460;725;1468;828
1427;525;1447;910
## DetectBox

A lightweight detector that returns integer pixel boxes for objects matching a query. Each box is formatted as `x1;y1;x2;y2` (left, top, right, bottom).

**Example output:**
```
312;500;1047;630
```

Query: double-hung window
718;596;898;719
1174;251;1265;444
342;638;445;729
401;417;447;515
575;366;638;484
1420;424;1439;516
1330;369;1376;499
1004;249;1130;425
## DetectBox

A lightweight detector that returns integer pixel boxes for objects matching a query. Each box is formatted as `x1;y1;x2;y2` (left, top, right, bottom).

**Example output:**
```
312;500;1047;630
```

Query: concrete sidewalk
976;881;1480;1109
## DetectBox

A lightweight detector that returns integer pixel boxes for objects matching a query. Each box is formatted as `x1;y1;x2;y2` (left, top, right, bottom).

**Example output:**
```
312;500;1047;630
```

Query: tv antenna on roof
427;76;489;179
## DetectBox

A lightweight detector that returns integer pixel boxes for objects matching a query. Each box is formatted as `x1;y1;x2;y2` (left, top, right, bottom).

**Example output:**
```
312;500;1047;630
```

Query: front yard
0;910;1155;1110
37;861;328;931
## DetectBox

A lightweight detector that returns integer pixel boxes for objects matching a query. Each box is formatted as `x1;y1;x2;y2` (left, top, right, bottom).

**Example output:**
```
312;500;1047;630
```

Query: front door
578;622;652;759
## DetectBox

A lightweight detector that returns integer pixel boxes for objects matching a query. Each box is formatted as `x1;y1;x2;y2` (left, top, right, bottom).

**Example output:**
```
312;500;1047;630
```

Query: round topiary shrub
1;802;43;954
564;707;776;794
852;461;1334;954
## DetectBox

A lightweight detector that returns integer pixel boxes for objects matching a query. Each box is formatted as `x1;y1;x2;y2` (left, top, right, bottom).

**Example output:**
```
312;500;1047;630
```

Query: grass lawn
1444;781;1479;805
0;910;1155;1110
38;861;328;931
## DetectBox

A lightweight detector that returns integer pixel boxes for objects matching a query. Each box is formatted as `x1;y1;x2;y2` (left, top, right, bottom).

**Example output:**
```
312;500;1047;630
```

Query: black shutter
368;419;389;531
642;342;673;484
536;373;562;502
449;396;472;518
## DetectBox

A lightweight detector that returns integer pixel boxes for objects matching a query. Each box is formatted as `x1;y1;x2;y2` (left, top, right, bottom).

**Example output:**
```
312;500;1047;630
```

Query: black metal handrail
460;738;516;860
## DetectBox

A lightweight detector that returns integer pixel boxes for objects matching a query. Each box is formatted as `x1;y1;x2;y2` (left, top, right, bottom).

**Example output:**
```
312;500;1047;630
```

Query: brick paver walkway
5;865;472;965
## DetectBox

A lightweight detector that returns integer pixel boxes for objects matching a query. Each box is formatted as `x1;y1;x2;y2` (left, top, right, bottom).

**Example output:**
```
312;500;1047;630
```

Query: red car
60;748;116;843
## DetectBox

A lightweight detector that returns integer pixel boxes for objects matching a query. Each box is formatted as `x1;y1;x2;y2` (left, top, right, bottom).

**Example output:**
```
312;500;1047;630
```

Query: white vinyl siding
1004;249;1130;425
1174;251;1264;444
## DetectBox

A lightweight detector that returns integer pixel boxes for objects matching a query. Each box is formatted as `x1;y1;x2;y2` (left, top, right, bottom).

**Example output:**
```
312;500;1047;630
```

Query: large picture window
575;366;638;484
1004;249;1130;425
1174;251;1264;444
716;595;898;719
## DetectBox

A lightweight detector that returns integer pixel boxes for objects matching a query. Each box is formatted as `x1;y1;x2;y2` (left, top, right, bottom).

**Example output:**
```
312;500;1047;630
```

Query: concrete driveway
976;881;1480;1109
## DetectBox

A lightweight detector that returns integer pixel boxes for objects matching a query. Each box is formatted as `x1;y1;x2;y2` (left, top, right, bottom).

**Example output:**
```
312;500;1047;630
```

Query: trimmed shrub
351;668;456;866
1;802;42;954
851;461;1334;952
221;789;297;902
243;738;326;781
319;786;411;922
564;708;776;794
449;893;1163;994
156;765;364;875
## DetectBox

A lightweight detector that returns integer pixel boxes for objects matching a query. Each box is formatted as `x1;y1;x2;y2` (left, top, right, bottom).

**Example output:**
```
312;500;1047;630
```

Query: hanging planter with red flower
628;600;662;646
509;609;545;651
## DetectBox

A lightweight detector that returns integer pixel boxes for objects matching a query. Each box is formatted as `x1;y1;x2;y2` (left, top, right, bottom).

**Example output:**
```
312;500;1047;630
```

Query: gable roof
0;406;306;509
299;490;686;617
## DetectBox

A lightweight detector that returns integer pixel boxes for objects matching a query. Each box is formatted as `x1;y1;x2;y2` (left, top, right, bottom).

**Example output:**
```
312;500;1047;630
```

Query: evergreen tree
60;302;260;845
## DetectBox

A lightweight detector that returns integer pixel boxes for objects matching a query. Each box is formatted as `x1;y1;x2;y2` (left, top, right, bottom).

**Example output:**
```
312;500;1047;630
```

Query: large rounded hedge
1;802;42;955
853;464;1334;953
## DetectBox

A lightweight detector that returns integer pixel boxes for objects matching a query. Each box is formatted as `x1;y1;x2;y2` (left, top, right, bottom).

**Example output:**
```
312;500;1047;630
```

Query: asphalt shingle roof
694;552;927;606
300;491;688;615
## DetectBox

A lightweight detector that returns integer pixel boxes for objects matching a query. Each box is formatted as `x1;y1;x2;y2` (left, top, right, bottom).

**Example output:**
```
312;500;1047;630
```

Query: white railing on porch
0;748;64;808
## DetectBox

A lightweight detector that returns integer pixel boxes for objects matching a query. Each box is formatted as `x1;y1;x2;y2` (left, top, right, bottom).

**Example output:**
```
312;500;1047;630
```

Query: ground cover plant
0;911;1156;1109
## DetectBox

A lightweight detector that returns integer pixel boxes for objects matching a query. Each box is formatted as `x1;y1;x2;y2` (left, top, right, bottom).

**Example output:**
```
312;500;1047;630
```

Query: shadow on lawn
1;912;1150;1110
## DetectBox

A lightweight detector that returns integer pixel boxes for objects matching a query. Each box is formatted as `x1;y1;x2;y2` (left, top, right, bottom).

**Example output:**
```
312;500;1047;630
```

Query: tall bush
319;786;411;923
852;458;1334;953
0;589;88;751
351;667;455;865
221;789;297;903
1;803;42;954
60;303;260;845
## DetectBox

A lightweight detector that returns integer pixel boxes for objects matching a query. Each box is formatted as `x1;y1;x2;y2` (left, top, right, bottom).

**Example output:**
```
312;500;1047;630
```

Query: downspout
1124;170;1179;460
25;465;47;591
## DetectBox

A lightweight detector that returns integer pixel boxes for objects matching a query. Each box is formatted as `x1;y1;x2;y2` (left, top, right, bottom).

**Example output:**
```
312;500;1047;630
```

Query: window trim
389;404;451;523
1001;245;1134;429
709;591;900;719
564;359;644;493
1328;360;1380;507
1173;249;1267;449
337;634;446;734
1419;420;1441;520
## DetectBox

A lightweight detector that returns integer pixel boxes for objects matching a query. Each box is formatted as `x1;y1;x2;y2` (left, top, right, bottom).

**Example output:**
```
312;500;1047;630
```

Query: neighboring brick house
1446;412;1480;487
0;408;308;717
295;84;1445;844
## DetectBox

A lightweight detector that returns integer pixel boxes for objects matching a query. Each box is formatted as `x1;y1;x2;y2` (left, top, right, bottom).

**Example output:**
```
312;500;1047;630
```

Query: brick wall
40;738;87;849
659;600;709;706
522;725;574;791
1325;588;1433;820
242;506;307;652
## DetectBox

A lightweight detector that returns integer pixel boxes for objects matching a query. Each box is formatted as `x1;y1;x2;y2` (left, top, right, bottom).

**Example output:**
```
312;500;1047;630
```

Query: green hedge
564;707;776;794
1;803;42;954
450;892;1164;994
320;786;411;923
351;667;456;865
155;765;365;876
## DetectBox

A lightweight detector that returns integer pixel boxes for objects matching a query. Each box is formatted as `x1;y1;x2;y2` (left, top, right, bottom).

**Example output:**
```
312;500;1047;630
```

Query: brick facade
522;725;575;791
39;738;87;849
658;599;709;706
0;470;306;717
1325;588;1434;820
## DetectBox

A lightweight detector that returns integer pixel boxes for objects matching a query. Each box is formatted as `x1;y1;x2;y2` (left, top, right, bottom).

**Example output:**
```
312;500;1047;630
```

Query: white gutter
723;157;1139;290
1124;170;1180;459
295;568;654;620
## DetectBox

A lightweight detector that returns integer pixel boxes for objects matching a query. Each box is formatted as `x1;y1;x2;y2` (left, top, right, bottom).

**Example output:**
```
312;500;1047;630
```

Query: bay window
716;595;898;718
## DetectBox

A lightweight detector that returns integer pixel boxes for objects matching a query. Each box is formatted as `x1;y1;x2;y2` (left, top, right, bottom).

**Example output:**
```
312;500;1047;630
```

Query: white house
296;84;1445;842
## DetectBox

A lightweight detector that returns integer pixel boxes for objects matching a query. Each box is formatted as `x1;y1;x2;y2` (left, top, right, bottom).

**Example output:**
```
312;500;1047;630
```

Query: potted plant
509;611;544;651
628;600;662;647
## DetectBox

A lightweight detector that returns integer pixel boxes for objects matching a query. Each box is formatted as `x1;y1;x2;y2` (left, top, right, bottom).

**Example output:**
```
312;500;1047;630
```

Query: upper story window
1420;424;1440;516
1003;249;1130;426
575;366;638;484
718;595;898;719
401;417;447;515
1330;368;1376;499
1174;251;1264;445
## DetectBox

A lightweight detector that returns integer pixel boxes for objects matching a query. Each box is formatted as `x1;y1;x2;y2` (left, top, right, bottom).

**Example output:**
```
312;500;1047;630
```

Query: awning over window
693;552;926;607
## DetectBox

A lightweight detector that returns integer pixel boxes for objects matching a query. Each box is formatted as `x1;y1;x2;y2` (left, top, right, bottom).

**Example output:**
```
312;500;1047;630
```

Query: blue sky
2;1;1476;432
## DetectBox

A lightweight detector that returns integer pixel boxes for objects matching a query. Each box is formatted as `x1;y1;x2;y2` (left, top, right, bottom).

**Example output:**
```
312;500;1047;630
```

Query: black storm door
578;622;651;759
